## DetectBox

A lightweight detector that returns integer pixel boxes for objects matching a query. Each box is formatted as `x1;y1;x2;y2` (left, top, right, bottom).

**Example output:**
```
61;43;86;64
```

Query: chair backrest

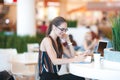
23;52;39;79
0;48;17;54
0;53;11;72
11;54;26;62
0;48;17;72
27;43;39;52
24;52;39;63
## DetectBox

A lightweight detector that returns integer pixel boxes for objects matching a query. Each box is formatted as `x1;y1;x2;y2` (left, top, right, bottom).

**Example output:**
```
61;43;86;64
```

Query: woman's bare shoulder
41;37;51;45
40;37;51;51
43;37;51;42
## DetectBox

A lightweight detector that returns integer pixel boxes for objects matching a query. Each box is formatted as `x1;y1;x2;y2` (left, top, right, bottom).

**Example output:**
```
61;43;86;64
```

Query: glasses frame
57;27;68;32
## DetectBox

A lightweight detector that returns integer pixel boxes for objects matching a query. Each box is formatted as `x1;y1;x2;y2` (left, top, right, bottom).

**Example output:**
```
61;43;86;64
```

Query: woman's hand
60;33;70;42
73;54;87;62
84;50;93;57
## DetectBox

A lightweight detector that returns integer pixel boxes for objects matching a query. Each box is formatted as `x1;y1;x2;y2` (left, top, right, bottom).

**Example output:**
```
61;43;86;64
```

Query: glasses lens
58;27;68;32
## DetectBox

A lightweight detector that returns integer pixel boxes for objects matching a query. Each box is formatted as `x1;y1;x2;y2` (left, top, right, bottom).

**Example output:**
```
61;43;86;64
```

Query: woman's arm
83;40;90;50
62;42;75;58
83;39;97;51
61;34;75;58
43;37;86;65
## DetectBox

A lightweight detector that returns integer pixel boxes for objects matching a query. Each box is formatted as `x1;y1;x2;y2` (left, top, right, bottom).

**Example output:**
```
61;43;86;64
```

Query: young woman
83;31;98;52
38;16;87;80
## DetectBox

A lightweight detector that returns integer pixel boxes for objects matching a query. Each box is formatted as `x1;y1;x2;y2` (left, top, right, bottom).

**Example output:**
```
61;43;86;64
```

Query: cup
93;52;101;68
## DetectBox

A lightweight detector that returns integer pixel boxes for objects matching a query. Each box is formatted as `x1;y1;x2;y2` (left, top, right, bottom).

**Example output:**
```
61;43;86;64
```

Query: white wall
67;27;89;46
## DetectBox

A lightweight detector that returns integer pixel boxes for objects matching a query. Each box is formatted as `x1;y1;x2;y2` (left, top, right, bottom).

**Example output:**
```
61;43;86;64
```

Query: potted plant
103;14;120;69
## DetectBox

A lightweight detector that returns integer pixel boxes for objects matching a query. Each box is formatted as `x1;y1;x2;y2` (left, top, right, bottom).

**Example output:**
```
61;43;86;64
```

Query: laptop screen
97;41;108;57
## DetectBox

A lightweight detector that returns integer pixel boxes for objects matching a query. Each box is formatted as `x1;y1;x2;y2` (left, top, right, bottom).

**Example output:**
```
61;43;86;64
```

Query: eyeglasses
57;27;68;32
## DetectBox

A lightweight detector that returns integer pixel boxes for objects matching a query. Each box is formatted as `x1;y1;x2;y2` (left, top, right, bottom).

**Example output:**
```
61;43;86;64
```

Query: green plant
0;32;45;53
67;20;77;27
110;15;120;51
0;33;6;48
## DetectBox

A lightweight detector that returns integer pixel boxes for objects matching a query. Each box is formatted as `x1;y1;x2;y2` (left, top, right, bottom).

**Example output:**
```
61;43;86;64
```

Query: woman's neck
49;31;57;40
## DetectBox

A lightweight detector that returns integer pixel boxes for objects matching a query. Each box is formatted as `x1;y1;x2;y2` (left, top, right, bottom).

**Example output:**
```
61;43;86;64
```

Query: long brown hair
46;16;67;56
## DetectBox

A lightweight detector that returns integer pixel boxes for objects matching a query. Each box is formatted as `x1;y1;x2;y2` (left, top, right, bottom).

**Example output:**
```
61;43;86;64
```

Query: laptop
95;40;108;57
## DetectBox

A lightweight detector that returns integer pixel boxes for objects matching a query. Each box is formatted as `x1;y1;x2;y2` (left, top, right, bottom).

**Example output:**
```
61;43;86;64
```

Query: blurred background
0;0;119;53
0;0;120;80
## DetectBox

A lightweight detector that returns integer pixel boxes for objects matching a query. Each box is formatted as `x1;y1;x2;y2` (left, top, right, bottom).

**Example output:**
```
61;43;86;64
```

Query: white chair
0;48;17;72
11;53;37;80
0;53;11;72
24;52;39;62
27;43;39;52
0;48;17;54
11;62;35;80
23;52;40;80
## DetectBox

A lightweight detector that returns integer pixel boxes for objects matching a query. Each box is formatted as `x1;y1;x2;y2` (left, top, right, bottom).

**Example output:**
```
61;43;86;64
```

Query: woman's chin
59;35;62;38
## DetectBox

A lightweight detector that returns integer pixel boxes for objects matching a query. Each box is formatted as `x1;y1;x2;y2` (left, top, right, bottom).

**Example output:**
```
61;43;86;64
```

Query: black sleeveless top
38;36;62;75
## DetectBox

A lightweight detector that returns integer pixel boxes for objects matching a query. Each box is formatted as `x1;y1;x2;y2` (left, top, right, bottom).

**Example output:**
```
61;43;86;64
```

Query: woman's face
54;22;68;38
85;33;92;41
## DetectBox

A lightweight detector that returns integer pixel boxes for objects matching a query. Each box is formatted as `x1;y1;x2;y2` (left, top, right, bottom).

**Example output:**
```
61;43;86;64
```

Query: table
69;62;120;80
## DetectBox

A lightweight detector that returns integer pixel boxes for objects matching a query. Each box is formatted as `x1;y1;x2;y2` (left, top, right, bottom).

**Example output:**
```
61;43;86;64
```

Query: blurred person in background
69;34;80;51
83;31;99;52
39;21;48;34
38;16;88;80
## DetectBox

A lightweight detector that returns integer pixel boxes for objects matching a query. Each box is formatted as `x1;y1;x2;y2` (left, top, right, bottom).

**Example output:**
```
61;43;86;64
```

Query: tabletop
69;61;120;80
